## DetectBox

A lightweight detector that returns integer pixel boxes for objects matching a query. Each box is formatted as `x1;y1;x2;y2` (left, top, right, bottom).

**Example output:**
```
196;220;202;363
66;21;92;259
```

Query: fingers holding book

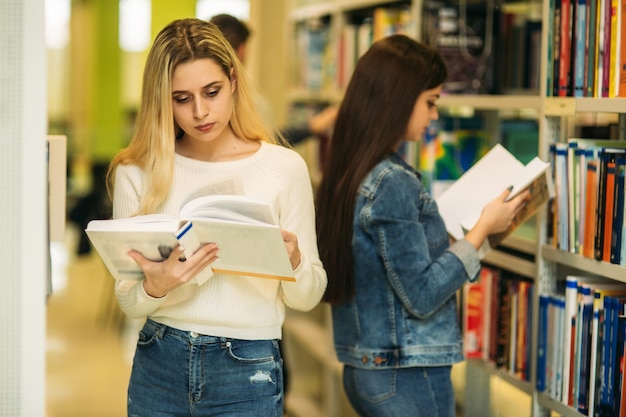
129;243;219;298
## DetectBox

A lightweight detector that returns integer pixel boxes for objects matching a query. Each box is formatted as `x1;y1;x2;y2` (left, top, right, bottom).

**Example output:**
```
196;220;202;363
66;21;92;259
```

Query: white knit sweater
113;142;327;340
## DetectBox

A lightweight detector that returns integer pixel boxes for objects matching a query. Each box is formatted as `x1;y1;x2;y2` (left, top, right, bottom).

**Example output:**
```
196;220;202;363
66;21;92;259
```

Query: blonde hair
108;18;283;214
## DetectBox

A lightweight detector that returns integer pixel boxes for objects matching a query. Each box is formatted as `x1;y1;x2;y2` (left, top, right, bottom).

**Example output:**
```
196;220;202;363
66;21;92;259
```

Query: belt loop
155;321;167;340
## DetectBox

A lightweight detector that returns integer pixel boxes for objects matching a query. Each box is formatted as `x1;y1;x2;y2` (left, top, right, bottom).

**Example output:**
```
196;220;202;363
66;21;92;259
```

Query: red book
559;0;572;96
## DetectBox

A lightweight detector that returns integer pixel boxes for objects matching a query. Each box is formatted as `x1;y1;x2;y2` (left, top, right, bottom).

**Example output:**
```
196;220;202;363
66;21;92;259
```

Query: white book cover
85;195;295;283
436;144;553;257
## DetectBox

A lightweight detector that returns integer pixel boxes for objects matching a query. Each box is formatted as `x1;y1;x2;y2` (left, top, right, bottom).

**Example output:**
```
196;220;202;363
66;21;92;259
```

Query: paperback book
436;144;553;257
85;195;295;284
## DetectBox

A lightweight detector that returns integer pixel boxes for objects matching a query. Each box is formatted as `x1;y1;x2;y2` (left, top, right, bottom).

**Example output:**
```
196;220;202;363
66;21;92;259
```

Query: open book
85;195;295;284
436;144;554;258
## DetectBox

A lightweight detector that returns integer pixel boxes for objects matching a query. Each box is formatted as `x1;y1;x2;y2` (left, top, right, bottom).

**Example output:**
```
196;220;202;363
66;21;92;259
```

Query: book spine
563;277;579;404
602;161;617;262
608;0;620;97
588;291;603;415
556;144;570;251
556;296;567;401
595;149;609;260
577;285;594;414
584;156;599;258
602;0;613;97
538;293;551;392
464;280;484;359
575;0;589;96
497;277;513;368
620;0;626;96
560;0;573;95
588;0;599;96
598;0;608;96
611;156;626;264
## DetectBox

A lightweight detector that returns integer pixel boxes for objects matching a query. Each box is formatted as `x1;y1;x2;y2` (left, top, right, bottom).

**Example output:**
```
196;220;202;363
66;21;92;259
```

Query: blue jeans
127;319;283;417
343;365;455;417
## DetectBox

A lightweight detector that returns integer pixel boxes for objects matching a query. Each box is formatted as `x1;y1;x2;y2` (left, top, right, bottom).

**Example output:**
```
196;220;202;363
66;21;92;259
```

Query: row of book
292;2;544;95
463;266;534;381
537;276;626;416
291;5;413;92
337;6;414;89
547;0;626;97
418;117;539;196
292;17;334;92
548;138;626;264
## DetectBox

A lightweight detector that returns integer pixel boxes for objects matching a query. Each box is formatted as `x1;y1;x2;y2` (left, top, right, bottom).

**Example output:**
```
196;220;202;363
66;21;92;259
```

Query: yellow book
609;0;620;97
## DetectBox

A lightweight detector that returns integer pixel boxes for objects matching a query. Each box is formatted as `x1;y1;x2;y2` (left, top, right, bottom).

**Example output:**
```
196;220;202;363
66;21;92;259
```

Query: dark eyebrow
172;81;223;95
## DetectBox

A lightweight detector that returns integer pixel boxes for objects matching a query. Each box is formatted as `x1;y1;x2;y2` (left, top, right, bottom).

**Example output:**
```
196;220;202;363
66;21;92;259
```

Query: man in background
210;14;250;65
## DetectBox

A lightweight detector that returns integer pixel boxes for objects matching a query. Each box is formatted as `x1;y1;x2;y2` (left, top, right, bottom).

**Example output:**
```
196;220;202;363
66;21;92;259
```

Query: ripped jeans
127;318;283;417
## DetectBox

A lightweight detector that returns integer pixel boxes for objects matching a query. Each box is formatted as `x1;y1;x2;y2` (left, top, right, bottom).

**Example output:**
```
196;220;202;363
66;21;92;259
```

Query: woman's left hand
281;229;301;270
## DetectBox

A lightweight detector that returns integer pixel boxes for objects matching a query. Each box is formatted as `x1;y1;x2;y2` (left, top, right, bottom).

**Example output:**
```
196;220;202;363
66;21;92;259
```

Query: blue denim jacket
332;152;482;369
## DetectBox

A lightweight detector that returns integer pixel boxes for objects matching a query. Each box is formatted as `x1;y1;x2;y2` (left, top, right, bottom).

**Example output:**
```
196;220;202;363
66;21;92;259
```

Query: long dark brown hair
316;34;447;304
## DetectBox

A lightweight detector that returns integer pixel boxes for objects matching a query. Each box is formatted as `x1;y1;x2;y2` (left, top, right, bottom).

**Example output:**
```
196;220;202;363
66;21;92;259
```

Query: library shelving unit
281;0;626;416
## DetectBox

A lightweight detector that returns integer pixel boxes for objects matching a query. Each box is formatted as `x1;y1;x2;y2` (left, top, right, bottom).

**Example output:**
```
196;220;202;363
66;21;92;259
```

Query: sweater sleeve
277;152;327;312
112;164;169;318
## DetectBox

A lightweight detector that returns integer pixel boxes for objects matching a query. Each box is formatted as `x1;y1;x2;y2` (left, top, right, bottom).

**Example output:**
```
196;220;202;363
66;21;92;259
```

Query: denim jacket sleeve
361;166;480;319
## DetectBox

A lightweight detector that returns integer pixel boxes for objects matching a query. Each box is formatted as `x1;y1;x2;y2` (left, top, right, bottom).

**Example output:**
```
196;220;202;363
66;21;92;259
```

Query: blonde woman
108;18;326;416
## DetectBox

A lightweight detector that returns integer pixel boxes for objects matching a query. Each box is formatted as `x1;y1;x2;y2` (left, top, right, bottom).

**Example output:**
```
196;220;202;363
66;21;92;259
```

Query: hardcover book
85;195;295;284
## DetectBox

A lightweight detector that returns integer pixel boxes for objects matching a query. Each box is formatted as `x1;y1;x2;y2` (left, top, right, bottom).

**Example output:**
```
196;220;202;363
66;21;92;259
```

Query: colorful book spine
611;155;626;264
575;0;588;96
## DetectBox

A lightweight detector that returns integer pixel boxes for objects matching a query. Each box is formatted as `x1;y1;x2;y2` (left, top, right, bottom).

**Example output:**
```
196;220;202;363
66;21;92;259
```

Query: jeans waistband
146;318;228;344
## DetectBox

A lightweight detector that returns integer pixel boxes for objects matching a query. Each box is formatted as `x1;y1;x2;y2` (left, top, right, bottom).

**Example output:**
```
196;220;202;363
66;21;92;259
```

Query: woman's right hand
128;243;219;298
464;187;530;251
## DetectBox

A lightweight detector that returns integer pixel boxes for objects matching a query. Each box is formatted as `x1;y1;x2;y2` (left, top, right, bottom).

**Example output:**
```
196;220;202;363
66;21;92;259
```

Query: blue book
599;296;626;415
577;285;594;414
525;284;534;382
614;315;626;414
537;293;551;392
573;0;587;97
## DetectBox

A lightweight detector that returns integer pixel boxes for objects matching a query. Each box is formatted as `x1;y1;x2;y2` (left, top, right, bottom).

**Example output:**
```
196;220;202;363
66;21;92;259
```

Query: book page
85;214;179;231
436;144;525;241
181;176;244;205
506;157;551;200
179;195;275;225
189;220;295;281
85;229;181;280
461;157;551;235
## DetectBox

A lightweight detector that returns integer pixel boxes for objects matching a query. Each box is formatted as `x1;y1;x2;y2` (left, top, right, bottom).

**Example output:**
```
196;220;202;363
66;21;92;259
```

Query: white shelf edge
541;245;626;282
543;97;626;115
467;359;534;395
289;3;339;21
536;393;586;417
290;0;414;21
482;250;536;279
500;234;538;256
437;95;543;111
287;89;343;104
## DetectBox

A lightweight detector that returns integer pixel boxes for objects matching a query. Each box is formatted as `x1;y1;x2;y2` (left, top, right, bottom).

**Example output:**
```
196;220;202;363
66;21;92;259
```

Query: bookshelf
280;0;626;416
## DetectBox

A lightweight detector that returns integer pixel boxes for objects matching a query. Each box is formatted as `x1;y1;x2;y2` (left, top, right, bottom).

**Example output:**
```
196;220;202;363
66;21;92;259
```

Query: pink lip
195;122;215;132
